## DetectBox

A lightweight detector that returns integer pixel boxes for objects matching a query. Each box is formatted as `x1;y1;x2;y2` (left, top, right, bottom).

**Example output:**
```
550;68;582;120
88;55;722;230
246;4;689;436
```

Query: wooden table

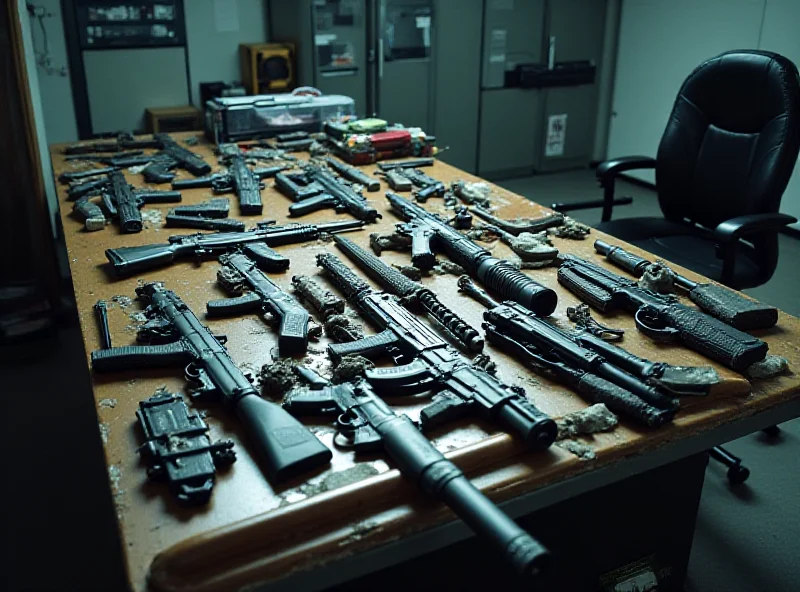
51;133;800;592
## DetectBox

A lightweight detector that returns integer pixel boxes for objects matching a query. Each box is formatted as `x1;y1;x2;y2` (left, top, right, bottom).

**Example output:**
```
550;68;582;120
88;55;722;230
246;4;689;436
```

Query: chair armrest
714;213;797;286
596;156;656;184
714;213;798;242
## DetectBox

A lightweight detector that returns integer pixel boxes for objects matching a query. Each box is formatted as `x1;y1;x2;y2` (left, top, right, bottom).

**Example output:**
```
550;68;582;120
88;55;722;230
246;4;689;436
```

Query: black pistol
91;282;331;482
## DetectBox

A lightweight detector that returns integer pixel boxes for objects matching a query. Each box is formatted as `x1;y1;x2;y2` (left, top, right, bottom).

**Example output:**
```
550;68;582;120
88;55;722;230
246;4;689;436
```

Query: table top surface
50;133;800;592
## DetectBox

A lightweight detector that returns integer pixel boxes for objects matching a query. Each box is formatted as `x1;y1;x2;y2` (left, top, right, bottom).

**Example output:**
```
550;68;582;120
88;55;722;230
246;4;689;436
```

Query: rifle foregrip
661;304;768;372
380;415;549;578
91;342;192;372
238;190;264;215
328;329;398;362
418;291;484;353
557;267;614;312
117;199;144;233
316;252;372;298
575;373;672;428
476;258;557;316
689;284;778;331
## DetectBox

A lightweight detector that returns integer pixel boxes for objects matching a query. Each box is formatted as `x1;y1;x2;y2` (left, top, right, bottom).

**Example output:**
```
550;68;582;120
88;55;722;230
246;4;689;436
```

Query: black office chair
554;50;800;484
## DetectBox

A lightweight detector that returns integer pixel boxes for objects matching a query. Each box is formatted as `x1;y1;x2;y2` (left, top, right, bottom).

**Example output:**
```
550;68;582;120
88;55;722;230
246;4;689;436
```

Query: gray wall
185;0;269;107
26;0;78;143
30;0;269;142
16;0;60;235
606;0;800;228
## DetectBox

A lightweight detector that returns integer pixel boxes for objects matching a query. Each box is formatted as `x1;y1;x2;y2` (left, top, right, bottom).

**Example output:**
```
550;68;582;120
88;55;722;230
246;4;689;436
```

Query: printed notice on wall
545;114;568;157
213;0;239;33
489;29;507;64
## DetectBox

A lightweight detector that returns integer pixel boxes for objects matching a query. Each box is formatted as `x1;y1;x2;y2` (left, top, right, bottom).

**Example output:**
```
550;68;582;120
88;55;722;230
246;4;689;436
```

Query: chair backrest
657;50;800;228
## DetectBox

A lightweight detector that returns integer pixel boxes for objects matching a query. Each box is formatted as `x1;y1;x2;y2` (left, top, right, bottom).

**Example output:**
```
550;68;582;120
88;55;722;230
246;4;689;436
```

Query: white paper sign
315;34;338;46
213;0;239;33
489;29;507;64
545;114;568;157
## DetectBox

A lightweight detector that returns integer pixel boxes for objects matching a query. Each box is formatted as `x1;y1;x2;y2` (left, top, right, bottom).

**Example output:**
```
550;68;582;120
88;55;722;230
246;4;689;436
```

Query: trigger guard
185;362;200;380
635;307;680;342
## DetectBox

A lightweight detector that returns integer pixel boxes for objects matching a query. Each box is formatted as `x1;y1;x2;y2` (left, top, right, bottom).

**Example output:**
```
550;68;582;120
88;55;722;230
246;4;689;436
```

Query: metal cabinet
431;0;482;173
479;89;542;178
477;0;607;178
478;0;545;177
533;0;607;172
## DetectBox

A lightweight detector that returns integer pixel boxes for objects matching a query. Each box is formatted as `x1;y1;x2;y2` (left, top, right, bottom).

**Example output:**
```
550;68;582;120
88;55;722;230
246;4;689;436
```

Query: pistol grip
143;162;176;184
403;224;435;270
557;267;614;312
243;243;290;272
289;194;337;217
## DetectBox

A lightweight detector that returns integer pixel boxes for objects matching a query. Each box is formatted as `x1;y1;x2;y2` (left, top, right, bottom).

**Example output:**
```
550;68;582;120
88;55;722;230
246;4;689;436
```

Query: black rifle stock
104;219;365;277
284;367;550;579
386;192;558;316
207;251;312;354
556;255;768;372
316;252;557;449
593;239;778;331
90;283;331;482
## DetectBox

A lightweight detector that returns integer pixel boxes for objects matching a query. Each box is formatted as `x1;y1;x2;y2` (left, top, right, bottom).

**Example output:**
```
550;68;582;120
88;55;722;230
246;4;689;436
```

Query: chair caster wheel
762;425;781;438
727;464;750;486
710;446;751;487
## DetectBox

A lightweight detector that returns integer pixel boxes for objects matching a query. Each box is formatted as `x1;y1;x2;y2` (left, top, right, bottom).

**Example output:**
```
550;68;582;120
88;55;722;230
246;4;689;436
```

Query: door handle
378;38;384;79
